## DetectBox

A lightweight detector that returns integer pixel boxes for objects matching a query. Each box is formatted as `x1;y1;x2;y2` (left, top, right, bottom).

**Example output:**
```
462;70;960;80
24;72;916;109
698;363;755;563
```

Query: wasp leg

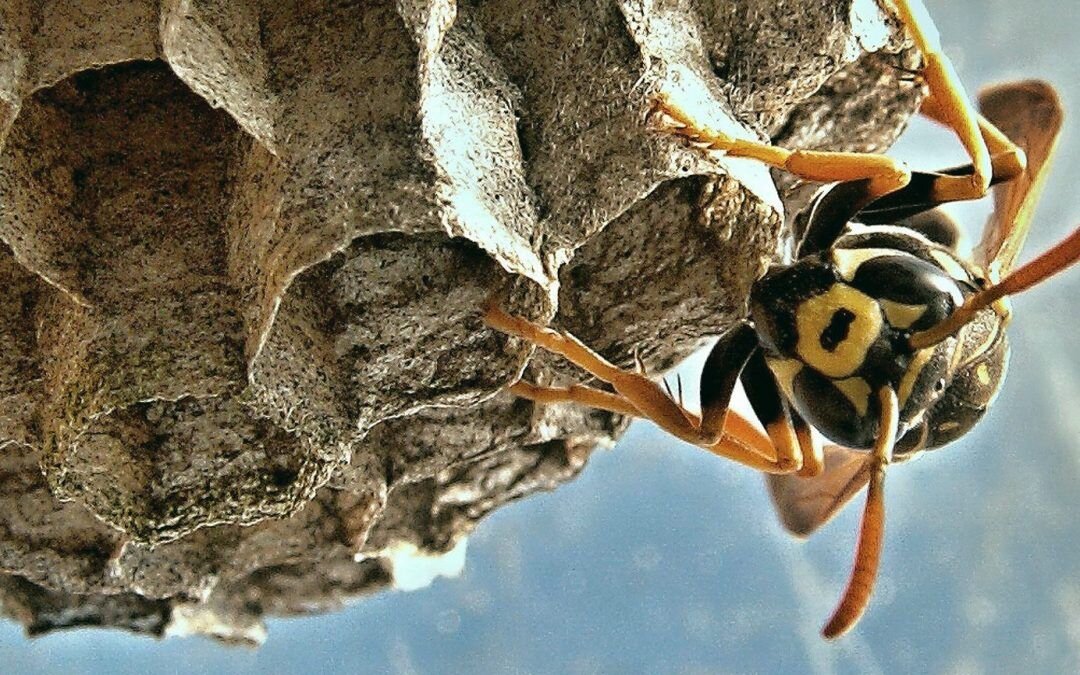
711;414;792;474
484;305;798;474
739;349;804;473
927;104;1026;179
889;0;990;198
508;380;641;416
911;99;1027;205
511;379;788;473
484;304;703;443
791;408;824;478
698;324;758;439
653;96;911;200
854;139;1028;226
798;102;1028;256
807;105;1028;237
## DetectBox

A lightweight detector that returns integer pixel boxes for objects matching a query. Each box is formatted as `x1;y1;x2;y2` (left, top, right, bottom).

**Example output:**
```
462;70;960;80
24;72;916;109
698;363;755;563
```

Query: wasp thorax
749;235;973;450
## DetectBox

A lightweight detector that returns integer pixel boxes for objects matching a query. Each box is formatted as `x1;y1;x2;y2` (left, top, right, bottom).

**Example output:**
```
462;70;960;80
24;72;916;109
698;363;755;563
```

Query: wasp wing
974;81;1064;276
766;445;872;538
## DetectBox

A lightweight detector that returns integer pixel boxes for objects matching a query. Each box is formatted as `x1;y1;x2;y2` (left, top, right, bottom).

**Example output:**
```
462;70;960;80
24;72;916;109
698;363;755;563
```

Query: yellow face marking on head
766;357;803;403
880;299;927;329
976;363;992;386
795;284;883;379
930;249;971;282
831;248;900;282
833;376;872;417
898;348;935;406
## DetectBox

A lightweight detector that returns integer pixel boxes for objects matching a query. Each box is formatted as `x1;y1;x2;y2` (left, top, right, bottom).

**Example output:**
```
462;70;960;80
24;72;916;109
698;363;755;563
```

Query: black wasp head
748;227;999;454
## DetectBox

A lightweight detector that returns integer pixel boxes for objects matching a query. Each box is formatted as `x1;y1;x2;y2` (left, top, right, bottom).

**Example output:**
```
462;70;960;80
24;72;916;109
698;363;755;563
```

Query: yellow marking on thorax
898;348;935;407
795;284;883;379
833;376;872;417
930;249;971;282
880;299;927;329
831;248;899;282
976;363;992;386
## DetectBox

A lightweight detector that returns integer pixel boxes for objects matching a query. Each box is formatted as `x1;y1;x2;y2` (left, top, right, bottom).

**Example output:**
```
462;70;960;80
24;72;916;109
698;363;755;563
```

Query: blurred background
3;1;1078;673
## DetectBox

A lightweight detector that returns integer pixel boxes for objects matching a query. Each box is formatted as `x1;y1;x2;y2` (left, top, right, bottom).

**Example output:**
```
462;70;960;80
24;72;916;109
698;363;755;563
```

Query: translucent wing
974;81;1064;277
766;445;872;538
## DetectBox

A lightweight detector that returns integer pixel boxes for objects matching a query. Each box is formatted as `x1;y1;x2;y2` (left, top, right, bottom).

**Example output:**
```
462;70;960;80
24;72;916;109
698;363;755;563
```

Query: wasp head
748;228;1001;454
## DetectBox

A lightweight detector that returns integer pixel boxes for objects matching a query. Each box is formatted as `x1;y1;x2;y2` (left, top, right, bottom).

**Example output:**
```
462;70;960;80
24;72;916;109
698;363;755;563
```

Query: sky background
3;1;1080;673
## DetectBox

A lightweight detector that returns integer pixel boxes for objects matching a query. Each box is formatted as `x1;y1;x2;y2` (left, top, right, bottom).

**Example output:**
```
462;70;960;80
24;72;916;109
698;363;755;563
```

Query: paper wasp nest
0;0;920;643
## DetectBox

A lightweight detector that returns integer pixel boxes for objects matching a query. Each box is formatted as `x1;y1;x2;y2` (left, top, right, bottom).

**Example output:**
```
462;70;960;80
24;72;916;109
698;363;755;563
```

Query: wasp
483;0;1080;638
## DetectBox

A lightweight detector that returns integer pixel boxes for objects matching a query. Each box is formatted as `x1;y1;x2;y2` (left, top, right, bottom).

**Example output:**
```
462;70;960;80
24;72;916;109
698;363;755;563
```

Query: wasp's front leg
484;305;798;474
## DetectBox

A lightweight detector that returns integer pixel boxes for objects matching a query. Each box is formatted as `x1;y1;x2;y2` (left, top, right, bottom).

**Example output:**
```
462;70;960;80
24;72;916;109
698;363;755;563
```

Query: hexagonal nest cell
0;0;922;644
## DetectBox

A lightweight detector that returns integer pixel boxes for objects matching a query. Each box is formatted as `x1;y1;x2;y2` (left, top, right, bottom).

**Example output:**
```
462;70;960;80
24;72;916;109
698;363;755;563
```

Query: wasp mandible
483;0;1080;638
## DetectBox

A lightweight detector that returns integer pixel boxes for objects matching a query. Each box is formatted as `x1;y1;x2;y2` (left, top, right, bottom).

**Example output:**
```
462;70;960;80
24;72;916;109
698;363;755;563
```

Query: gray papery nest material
0;0;920;644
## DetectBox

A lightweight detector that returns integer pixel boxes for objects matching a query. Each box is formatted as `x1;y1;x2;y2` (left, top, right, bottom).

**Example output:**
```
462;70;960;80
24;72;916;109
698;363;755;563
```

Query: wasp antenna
910;223;1080;349
822;388;898;640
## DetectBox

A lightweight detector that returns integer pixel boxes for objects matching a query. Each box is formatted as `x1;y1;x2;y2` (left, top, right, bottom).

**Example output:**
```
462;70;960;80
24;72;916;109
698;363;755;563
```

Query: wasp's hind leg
851;86;1040;228
484;306;795;474
889;0;993;199
912;95;1027;205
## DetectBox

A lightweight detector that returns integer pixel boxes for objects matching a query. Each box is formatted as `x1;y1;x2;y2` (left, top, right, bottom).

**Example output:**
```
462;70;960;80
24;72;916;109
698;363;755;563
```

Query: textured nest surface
0;0;921;643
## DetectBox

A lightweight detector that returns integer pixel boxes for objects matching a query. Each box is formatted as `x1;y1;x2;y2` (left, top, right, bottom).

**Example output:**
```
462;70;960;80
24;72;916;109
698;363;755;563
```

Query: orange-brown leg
508;381;642;417
740;349;805;473
485;306;799;474
509;379;790;473
651;96;912;200
918;94;1027;203
484;305;705;444
890;0;992;198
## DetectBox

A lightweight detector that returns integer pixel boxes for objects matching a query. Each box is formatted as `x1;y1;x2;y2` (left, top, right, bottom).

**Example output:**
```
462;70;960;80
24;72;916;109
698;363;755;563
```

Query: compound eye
795;284;883;379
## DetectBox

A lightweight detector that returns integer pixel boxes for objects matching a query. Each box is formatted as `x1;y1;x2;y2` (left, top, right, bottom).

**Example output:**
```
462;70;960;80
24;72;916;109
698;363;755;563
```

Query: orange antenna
822;388;899;639
909;223;1080;349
